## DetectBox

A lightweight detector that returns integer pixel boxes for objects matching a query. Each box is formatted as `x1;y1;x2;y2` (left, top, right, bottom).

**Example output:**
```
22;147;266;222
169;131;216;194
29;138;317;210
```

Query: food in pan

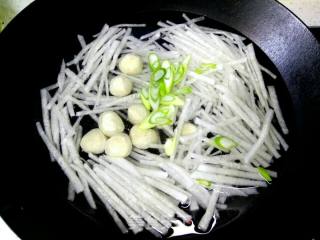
36;14;289;237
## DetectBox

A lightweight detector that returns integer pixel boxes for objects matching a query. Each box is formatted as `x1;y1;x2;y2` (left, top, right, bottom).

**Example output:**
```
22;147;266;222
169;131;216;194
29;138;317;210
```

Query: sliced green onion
140;94;151;111
149;99;160;111
173;64;185;84
164;66;174;93
139;113;156;129
257;167;272;183
140;53;192;124
174;56;190;85
139;110;172;129
211;135;238;152
174;86;193;95
161;60;171;69
182;55;191;67
161;94;174;102
149;83;160;100
196;179;213;189
164;137;176;156
149;100;160;111
140;88;151;110
161;61;174;93
195;63;217;74
151;68;166;82
202;63;217;68
148;53;160;71
141;88;149;98
159;81;167;97
194;69;203;74
139;117;155;129
161;94;184;106
149;82;160;110
149;111;168;124
158;105;176;118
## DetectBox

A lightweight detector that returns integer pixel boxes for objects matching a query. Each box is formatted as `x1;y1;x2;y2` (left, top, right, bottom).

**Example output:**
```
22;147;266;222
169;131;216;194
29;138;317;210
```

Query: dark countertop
310;27;320;41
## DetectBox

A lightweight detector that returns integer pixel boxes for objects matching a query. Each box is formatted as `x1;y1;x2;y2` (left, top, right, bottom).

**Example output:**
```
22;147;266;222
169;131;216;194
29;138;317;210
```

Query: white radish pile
36;14;289;237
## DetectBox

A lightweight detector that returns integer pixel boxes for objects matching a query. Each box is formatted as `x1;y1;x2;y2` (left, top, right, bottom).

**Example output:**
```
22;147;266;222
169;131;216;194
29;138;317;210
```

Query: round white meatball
110;75;133;97
118;54;143;75
80;128;107;154
105;133;132;158
128;104;149;125
181;122;198;136
129;125;160;149
98;111;124;137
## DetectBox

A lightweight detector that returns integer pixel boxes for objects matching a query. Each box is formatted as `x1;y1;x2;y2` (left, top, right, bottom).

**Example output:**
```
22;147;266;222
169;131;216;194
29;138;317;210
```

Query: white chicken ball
80;128;107;154
98;111;124;137
118;54;143;75
110;75;133;97
129;125;160;149
105;133;132;158
128;104;149;125
181;122;198;136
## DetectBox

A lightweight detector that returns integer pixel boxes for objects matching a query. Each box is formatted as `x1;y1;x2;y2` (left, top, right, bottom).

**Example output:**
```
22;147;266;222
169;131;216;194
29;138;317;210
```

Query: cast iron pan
0;0;319;239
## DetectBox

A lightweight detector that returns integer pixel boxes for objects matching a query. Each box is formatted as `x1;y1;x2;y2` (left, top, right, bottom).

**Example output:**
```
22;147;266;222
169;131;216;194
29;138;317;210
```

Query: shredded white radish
36;15;289;237
244;110;274;164
198;186;220;231
268;86;289;135
36;122;84;193
191;171;267;187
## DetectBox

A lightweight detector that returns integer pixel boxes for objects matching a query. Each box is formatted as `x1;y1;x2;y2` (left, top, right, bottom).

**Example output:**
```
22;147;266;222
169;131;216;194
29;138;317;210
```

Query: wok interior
46;11;293;239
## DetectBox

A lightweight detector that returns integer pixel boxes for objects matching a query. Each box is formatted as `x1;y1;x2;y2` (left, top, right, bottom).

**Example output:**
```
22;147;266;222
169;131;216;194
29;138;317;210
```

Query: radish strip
198;186;220;231
268;86;289;134
36;122;84;193
244;110;274;164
